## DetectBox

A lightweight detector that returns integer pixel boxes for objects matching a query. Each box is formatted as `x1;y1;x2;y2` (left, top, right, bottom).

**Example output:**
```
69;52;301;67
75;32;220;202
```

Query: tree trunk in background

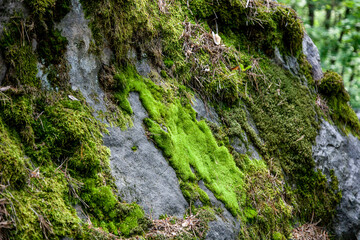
308;0;315;27
324;8;332;29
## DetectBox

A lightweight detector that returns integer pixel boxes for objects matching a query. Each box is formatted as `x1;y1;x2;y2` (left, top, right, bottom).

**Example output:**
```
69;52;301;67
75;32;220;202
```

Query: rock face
0;0;27;35
104;92;188;218
198;181;240;240
59;0;188;220
313;120;360;239
302;32;324;81
192;96;220;125
57;0;108;114
274;46;300;77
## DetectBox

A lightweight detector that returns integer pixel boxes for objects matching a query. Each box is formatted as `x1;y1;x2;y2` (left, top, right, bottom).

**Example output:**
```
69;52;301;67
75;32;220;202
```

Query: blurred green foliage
280;0;360;110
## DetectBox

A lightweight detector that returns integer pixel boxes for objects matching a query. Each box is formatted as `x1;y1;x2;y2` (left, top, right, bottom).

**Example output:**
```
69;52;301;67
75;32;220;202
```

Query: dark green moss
244;58;341;225
319;71;360;136
0;20;39;87
188;0;304;56
0;88;149;239
37;28;68;65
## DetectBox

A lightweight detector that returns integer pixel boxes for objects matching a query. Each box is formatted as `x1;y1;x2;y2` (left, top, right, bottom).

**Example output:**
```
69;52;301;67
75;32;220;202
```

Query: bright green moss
112;66;244;216
272;232;286;240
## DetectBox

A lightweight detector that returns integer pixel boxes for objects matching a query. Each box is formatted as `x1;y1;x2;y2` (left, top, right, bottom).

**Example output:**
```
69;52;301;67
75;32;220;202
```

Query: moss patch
319;70;360;136
112;66;244;216
0;88;149;239
244;58;341;225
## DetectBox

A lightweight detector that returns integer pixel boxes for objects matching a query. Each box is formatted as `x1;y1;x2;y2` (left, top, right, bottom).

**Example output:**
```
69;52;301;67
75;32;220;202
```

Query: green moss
298;54;315;86
131;145;138;151
37;28;68;65
272;232;286;240
164;59;174;68
244;58;341;225
0;119;28;187
238;157;293;239
319;70;360;136
0;22;39;87
188;0;304;56
0;88;149;238
112;66;244;216
23;0;71;66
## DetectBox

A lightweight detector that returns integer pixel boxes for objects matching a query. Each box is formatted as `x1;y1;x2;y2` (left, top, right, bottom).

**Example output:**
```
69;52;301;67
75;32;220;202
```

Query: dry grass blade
316;95;330;116
56;159;89;208
30;207;53;240
0;185;15;240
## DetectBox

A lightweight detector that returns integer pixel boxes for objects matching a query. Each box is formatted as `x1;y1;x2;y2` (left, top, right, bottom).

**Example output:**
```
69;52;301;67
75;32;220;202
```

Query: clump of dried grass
146;214;205;239
292;222;330;240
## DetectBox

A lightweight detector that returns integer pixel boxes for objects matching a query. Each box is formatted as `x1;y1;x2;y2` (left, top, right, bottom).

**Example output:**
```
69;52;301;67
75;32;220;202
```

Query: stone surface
105;92;188;219
192;96;220;125
57;0;108;114
313;120;360;239
274;47;300;76
127;48;152;78
231;135;261;160
36;62;51;90
302;32;324;81
198;181;240;240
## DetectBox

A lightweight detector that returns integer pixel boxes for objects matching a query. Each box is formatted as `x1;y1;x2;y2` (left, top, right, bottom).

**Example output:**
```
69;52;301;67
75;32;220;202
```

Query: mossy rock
319;70;349;98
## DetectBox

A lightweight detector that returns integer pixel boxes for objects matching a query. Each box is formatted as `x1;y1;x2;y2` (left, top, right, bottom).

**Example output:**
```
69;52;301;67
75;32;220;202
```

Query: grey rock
192;96;220;125
302;32;324;81
274;47;300;76
105;92;188;219
57;0;108;114
31;38;37;52
231;107;262;160
231;135;260;160
313;120;360;239
127;48;151;77
36;62;51;90
74;204;87;222
198;181;240;240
